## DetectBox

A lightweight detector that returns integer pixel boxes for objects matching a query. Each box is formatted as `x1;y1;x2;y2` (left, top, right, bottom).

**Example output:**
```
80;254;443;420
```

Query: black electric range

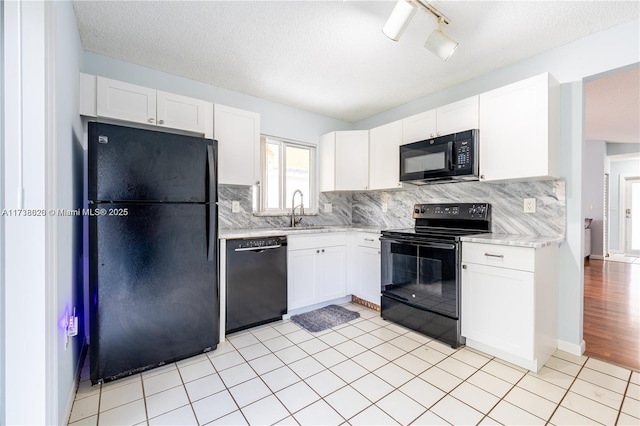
380;203;491;348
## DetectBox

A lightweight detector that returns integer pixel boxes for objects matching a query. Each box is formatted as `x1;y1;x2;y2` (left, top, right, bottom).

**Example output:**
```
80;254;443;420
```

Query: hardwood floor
583;258;640;371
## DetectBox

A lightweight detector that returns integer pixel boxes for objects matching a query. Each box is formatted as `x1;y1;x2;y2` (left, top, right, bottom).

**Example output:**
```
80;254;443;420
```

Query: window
260;136;316;214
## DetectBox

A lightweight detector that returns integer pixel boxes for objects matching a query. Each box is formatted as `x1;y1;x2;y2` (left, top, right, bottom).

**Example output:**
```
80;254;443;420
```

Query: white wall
1;1;84;424
353;18;640;353
0;1;5;422
53;1;86;423
82;52;353;144
583;141;606;257
3;1;49;423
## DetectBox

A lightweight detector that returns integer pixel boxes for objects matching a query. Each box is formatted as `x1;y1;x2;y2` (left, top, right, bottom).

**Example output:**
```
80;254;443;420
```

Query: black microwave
399;129;479;184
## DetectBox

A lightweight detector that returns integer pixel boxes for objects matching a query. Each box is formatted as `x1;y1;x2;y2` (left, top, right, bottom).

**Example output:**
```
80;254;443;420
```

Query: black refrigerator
88;122;218;384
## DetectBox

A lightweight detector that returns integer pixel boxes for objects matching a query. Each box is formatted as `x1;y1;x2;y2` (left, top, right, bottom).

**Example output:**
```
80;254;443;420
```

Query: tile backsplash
219;179;565;238
218;185;352;229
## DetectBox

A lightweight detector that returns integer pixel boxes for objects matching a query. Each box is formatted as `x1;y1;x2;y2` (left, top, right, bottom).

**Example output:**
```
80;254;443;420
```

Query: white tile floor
68;303;640;426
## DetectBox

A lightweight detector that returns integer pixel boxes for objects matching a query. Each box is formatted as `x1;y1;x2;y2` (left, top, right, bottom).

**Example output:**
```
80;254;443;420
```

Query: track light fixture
382;0;459;61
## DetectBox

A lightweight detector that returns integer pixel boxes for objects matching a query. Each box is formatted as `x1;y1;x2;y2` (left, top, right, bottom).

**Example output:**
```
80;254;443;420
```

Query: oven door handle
380;237;456;250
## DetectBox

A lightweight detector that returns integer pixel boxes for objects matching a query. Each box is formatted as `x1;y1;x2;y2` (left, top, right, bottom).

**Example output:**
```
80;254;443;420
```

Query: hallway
584;259;640;371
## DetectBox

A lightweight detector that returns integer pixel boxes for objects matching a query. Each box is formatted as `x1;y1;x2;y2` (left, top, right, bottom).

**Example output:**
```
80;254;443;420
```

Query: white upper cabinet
479;73;560;182
436;96;479;136
156;90;211;135
320;131;369;191
401;96;479;144
402;109;436;144
85;74;214;137
97;76;156;126
369;120;403;190
213;104;261;186
319;132;336;192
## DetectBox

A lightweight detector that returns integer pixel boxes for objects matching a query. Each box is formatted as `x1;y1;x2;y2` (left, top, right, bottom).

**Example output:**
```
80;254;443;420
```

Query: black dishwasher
225;236;287;334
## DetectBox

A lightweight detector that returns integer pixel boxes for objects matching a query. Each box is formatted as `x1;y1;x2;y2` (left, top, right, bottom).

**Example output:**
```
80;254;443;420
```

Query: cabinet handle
316;250;320;254
480;175;485;180
321;249;325;253
364;238;374;242
462;264;467;269
148;118;155;123
158;119;164;125
430;133;435;138
437;132;441;136
484;253;504;259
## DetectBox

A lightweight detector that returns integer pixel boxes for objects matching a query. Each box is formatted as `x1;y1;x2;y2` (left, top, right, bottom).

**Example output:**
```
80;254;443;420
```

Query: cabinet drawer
462;242;534;272
356;233;381;249
288;233;347;251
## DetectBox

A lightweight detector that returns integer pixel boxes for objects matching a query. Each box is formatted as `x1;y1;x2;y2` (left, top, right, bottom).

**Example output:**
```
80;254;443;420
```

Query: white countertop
219;225;384;239
459;233;564;248
220;226;564;248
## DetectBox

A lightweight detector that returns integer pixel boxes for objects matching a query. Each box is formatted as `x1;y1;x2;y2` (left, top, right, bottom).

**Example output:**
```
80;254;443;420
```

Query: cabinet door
402;109;437;143
436;96;479;135
317;245;347;302
97;77;156;125
157;91;211;135
319;132;336;192
479;74;551;181
354;245;381;305
369;120;403;190
288;249;318;310
214;105;260;186
335;131;369;191
461;262;534;359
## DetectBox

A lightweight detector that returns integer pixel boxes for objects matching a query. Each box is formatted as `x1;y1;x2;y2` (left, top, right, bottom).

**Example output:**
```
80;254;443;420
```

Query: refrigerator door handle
207;144;215;262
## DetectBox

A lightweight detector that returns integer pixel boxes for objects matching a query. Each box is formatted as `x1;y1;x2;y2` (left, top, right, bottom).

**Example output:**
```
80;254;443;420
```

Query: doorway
582;64;640;370
624;176;640;256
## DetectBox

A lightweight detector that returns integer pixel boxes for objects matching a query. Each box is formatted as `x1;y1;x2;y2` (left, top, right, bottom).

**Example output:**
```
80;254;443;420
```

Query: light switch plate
231;201;240;213
524;198;536;213
324;203;332;213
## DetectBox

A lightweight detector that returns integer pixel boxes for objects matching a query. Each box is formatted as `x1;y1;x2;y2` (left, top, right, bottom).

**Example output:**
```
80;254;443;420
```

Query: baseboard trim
557;339;586;356
283;296;352;319
589;255;605;260
351;295;380;311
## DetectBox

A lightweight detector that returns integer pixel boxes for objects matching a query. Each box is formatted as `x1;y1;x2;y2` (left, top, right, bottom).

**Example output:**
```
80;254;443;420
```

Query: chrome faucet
291;189;304;227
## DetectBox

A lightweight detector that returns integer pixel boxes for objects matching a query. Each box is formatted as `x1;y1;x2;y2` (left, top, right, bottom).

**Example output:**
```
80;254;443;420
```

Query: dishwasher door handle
234;244;283;252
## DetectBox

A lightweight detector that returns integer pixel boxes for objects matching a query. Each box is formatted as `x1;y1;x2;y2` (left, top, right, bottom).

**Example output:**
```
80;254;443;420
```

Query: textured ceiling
73;1;639;127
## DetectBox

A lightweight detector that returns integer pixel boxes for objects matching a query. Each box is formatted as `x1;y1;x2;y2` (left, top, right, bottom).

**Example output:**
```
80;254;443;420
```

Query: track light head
382;1;459;61
424;18;459;61
382;0;417;41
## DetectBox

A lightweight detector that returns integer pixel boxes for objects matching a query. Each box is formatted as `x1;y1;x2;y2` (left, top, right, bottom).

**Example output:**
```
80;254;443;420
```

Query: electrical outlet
382;202;388;213
524;198;536;213
231;201;240;213
324;203;332;213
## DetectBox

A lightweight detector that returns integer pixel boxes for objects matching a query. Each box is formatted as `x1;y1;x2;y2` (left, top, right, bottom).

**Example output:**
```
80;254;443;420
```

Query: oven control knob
414;208;420;214
420;208;425;213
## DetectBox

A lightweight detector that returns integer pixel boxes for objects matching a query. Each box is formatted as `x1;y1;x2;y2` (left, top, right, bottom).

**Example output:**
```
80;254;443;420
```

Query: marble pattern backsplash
219;179;565;238
352;180;565;237
219;185;352;229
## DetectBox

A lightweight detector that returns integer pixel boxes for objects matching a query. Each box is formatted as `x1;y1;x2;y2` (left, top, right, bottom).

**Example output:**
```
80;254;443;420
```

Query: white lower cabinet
287;234;347;311
351;233;381;306
461;242;558;372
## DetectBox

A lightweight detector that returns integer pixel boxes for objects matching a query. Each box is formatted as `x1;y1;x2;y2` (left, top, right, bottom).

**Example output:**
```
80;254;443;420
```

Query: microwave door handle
447;141;454;170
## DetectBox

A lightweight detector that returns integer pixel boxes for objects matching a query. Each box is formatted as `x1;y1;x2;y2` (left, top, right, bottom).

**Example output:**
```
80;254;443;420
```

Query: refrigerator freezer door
89;203;218;383
88;122;213;203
